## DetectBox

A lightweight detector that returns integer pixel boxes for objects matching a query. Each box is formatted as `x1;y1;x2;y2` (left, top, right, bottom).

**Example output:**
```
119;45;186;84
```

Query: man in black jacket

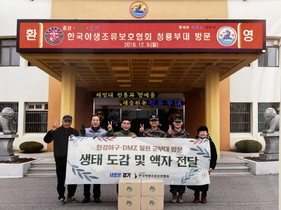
44;115;79;205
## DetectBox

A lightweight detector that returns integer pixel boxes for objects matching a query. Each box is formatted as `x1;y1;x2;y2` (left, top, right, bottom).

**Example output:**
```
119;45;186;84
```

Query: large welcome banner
65;137;211;185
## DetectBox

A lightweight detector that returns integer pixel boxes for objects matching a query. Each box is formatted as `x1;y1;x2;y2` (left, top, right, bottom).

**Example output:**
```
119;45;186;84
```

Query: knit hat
197;126;208;134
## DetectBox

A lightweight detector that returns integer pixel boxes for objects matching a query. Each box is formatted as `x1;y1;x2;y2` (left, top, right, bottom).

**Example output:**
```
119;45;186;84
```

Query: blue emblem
217;26;237;47
130;1;148;18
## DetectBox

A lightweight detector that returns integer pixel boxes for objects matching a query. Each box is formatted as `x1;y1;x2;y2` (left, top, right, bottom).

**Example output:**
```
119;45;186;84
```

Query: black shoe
94;197;101;203
81;197;90;203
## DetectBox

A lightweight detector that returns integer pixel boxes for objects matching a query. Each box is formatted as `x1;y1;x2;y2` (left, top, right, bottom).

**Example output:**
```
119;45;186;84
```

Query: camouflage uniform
166;129;190;138
139;128;166;137
167;128;190;195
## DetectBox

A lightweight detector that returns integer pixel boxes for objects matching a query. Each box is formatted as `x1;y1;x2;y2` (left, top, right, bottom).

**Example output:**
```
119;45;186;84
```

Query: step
214;166;250;173
211;171;252;176
29;168;56;173
31;162;55;166
25;173;56;178
216;162;249;167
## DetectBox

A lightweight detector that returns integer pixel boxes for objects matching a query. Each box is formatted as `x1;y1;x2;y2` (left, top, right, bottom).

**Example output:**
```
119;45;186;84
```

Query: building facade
0;0;280;154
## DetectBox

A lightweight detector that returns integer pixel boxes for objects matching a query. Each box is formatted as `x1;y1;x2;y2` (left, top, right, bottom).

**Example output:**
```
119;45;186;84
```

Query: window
258;103;279;132
258;39;279;67
230;103;251;132
25;103;48;133
0;103;18;132
0;39;20;66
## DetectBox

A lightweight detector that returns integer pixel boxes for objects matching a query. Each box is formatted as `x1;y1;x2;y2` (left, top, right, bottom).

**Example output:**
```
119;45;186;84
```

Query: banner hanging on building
17;19;265;53
65;137;211;185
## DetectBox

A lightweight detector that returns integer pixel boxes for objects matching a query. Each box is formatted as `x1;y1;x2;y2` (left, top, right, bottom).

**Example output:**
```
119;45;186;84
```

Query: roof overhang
17;19;266;92
20;53;261;92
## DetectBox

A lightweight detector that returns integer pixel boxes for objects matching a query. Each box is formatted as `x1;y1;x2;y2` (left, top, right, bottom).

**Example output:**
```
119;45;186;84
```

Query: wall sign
94;92;157;98
120;99;182;107
17;19;265;54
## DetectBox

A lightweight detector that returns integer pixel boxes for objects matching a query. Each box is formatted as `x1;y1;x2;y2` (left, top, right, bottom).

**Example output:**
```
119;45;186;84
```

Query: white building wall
0;0;52;150
228;0;281;150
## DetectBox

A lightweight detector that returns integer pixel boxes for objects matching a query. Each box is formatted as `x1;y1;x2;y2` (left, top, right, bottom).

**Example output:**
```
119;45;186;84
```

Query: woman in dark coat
187;126;217;204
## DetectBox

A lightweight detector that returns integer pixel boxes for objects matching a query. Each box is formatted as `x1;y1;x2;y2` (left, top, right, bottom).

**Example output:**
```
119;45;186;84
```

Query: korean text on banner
65;137;211;185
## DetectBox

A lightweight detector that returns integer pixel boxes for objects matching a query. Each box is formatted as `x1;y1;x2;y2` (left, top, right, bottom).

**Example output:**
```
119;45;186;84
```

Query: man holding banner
139;114;166;137
166;115;190;204
80;114;106;204
44;115;79;205
106;119;136;137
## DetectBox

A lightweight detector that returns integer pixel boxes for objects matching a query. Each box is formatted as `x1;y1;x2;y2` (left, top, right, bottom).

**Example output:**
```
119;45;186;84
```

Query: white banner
65;137;211;185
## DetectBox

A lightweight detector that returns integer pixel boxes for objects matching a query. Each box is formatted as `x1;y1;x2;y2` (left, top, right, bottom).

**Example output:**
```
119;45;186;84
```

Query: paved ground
0;151;277;210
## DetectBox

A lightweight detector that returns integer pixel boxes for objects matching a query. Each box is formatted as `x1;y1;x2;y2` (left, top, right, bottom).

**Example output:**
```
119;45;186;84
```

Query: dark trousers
169;185;186;194
55;157;77;200
187;185;209;198
83;184;101;198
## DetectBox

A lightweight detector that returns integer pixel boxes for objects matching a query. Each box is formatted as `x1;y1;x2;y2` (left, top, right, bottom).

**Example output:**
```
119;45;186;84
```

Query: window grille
25;103;48;133
230;103;251;132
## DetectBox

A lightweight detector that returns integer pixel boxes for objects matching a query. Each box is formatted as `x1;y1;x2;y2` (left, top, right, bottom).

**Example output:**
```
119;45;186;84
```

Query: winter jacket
44;126;79;158
106;129;136;137
83;126;106;137
195;135;217;170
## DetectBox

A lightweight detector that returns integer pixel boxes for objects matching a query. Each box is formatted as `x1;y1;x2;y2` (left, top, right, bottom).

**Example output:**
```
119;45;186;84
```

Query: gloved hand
80;124;86;136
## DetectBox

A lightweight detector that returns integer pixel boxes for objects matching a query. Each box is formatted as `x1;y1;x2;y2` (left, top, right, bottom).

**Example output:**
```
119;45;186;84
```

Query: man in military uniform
166;115;190;203
139;114;166;137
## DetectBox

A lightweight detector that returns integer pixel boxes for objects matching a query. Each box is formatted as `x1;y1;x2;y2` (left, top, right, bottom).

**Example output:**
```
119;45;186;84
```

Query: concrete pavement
0;151;277;210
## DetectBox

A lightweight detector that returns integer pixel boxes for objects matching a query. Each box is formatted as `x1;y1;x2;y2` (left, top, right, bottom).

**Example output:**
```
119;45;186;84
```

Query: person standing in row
139;114;166;137
106;119;136;137
44;115;79;205
166;116;190;204
80;114;106;204
106;118;136;193
187;126;217;204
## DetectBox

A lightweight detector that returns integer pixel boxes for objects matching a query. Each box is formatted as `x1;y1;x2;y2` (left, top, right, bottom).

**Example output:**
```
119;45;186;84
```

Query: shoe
58;198;65;205
171;193;177;203
193;198;199;203
81;197;90;203
177;193;184;203
94;197;101;203
67;197;79;203
201;195;207;204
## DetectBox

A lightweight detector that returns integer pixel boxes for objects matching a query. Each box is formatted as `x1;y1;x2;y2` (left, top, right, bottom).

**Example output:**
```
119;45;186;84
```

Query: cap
149;115;159;121
173;116;183;122
62;115;72;121
197;126;208;134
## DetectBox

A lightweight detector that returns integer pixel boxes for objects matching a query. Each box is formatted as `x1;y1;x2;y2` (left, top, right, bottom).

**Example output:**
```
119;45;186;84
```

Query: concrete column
205;65;220;158
61;64;76;125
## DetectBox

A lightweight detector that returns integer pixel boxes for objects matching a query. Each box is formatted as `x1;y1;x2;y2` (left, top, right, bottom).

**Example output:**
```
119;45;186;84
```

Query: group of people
44;113;217;205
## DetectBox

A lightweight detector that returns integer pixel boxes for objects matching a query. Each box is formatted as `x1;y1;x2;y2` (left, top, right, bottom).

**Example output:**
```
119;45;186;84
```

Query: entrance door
122;110;156;135
95;108;183;134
